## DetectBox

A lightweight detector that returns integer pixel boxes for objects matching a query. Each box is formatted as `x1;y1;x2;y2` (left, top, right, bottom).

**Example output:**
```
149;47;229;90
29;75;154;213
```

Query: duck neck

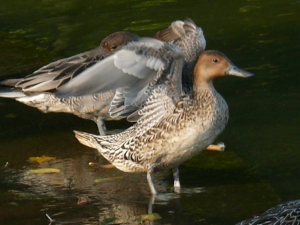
193;80;216;98
192;81;227;117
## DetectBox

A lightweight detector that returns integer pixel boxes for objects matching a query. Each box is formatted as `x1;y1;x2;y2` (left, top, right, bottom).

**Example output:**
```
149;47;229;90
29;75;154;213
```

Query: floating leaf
77;196;91;205
95;176;123;183
29;168;60;174
88;162;115;169
88;162;98;167
206;142;225;151
140;213;162;221
29;156;56;164
99;164;115;169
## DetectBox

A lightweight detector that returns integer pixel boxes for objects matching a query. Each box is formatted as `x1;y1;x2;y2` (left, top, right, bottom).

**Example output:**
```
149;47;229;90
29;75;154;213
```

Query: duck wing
119;41;185;124
1;46;111;93
56;38;164;97
57;38;184;122
154;18;206;62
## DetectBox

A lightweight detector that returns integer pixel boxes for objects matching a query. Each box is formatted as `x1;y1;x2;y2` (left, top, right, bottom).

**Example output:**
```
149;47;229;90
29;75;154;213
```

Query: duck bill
225;64;254;78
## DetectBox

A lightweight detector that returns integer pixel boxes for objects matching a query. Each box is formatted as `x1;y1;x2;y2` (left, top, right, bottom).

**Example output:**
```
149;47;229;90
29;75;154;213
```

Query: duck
0;18;205;136
55;17;206;117
236;200;300;225
0;31;140;134
72;39;254;195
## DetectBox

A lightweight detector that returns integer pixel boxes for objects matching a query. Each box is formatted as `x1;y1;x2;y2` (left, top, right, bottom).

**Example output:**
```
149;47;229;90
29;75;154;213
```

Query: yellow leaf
77;196;91;205
88;162;115;168
140;213;162;221
99;164;115;169
29;168;60;174
29;156;56;164
94;176;123;183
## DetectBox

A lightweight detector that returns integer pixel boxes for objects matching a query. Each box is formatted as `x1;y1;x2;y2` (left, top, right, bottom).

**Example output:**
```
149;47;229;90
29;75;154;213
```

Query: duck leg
172;167;181;193
147;172;157;195
148;195;156;214
95;118;107;135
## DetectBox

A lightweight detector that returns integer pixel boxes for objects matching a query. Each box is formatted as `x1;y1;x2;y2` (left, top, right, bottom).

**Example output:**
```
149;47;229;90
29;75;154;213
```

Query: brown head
193;50;254;85
100;31;140;53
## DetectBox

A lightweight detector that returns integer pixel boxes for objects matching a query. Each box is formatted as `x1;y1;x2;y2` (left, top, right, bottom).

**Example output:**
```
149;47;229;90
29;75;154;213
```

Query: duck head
193;50;254;85
100;31;140;53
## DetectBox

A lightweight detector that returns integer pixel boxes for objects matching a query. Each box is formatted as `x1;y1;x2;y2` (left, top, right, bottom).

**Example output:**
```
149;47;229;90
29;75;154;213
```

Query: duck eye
212;58;219;63
111;45;117;50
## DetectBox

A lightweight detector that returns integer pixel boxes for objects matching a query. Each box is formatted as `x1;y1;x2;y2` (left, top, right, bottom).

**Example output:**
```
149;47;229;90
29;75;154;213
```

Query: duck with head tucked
55;18;206;119
0;18;205;136
72;38;254;195
0;31;140;134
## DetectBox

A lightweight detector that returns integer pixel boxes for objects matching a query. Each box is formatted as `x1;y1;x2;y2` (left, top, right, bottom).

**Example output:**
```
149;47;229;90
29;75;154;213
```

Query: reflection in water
0;148;283;225
3;154;184;224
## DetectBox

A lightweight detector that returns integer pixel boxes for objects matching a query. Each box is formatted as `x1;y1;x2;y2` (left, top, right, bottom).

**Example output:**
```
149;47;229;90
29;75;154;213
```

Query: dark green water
0;0;299;224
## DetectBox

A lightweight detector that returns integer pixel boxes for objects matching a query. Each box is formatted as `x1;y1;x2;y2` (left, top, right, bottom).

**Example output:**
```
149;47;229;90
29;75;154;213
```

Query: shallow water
0;0;300;224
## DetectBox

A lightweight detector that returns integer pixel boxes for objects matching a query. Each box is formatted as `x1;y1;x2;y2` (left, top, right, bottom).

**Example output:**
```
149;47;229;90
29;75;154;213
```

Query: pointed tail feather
0;91;26;98
74;130;99;149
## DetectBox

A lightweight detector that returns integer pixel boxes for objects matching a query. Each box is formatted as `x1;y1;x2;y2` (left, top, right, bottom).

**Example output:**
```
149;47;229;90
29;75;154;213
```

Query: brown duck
73;39;254;194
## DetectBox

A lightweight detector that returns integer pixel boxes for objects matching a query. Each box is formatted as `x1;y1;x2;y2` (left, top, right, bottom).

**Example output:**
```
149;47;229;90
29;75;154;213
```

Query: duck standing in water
0;18;206;136
236;200;300;225
0;31;140;135
72;38;254;194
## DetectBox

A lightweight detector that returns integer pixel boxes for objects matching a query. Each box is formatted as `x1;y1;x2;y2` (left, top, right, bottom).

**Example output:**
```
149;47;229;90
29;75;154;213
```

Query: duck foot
206;142;225;151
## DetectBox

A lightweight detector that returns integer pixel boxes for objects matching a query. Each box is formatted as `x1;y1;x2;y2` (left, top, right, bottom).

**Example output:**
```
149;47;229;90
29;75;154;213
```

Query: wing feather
111;41;185;121
56;39;167;98
1;46;109;93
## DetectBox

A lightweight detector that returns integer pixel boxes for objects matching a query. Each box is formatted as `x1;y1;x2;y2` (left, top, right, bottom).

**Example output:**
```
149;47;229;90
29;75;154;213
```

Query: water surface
0;0;299;224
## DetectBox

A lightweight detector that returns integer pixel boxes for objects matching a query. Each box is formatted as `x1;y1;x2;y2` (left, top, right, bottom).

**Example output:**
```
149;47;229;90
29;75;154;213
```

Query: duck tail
0;91;26;98
74;130;99;149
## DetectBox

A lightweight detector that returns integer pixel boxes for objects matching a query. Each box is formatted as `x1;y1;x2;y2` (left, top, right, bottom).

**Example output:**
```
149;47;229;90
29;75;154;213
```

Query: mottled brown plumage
74;45;254;194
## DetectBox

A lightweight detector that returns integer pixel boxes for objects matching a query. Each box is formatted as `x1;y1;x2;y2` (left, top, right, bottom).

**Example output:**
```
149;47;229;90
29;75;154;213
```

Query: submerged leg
148;195;156;214
147;172;157;195
172;167;181;193
95;118;107;135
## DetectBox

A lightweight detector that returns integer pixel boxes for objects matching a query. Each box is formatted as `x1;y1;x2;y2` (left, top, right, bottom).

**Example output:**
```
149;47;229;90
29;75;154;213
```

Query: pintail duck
73;39;254;195
0;18;205;136
0;31;140;134
236;200;300;225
